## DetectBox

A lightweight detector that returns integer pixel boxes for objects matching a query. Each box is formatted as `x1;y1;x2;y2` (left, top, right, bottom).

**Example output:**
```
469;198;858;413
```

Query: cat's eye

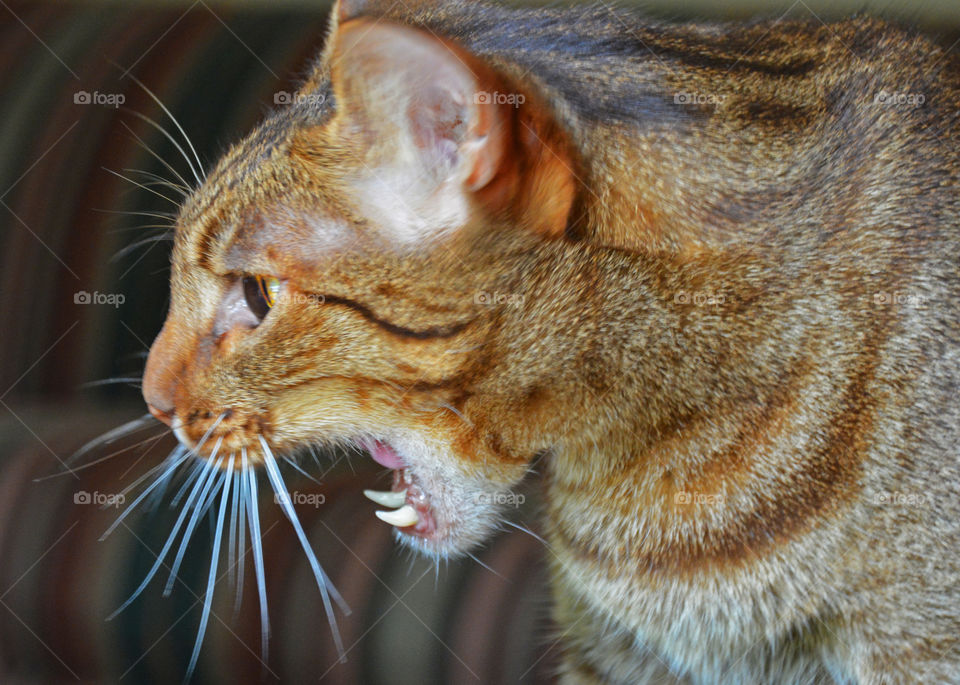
242;275;281;321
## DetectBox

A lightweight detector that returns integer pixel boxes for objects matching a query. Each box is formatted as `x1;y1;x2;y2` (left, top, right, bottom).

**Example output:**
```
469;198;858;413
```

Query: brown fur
143;1;960;682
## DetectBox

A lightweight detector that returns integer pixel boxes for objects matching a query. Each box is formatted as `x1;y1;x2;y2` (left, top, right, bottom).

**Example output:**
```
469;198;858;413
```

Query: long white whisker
501;519;548;546
95;208;177;221
79;376;144;388
64;413;155;467
164;447;223;596
145;459;183;512
228;463;240;590
189;413;227;459
185;454;235;683
119;120;193;191
260;437;348;661
169;457;208;508
112;441;184;500
34;429;168;482
125;110;203;186
107;458;213;619
284;456;323;485
125;168;189;196
125;72;205;181
112;234;175;263
102;167;181;207
244;449;270;661
234;462;247;618
100;448;191;540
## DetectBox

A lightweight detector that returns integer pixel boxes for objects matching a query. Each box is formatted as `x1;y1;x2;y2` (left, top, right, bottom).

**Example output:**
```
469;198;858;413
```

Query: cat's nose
143;322;182;427
147;403;174;427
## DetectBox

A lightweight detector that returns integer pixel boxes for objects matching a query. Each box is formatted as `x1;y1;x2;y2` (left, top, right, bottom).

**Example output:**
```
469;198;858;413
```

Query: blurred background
0;0;956;683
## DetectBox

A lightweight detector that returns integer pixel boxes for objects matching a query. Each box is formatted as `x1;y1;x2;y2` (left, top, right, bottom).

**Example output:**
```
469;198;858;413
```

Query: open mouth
360;440;437;538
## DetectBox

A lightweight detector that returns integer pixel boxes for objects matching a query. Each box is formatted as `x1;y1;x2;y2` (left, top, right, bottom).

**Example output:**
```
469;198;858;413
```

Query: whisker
164;446;223;596
34;429;169;482
112;437;183;500
501;519;548;546
284;456;323;485
260;437;348;661
234;462;247;618
102;167;181;207
79;376;143;389
124;167;189;196
185;454;235;684
125;73;205;182
94;207;177;221
100;448;191;540
228;461;240;590
107;457;212;619
244;448;271;661
124;110;203;186
64;413;155;467
112;234;175;263
119;120;193;192
437;401;473;428
466;551;506;580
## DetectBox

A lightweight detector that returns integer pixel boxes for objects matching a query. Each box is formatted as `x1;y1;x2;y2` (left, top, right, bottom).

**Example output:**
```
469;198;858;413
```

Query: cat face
142;18;576;556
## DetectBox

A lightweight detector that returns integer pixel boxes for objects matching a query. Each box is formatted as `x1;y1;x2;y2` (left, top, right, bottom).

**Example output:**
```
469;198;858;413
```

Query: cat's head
142;2;578;557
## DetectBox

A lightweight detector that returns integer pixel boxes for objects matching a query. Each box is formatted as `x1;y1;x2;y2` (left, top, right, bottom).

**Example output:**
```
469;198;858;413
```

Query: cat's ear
332;0;439;23
324;18;576;242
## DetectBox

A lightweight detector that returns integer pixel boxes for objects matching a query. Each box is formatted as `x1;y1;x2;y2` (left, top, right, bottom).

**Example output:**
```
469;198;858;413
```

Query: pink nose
147;403;174;427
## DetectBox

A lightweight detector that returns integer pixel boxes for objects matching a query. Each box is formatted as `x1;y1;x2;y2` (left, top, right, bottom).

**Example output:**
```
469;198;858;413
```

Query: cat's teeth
363;489;407;508
375;504;419;527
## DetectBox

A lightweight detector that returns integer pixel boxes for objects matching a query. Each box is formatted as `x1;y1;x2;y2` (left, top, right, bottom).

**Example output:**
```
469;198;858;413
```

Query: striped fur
142;1;960;682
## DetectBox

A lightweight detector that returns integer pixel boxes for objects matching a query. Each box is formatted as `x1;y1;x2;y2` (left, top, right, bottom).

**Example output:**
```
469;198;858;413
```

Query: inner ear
331;19;502;190
326;18;576;241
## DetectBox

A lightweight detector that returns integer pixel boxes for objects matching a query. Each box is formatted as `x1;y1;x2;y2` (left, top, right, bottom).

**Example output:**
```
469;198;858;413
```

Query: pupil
243;276;272;320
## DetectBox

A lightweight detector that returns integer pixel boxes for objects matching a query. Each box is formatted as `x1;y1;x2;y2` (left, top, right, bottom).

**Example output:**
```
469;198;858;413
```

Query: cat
137;0;960;682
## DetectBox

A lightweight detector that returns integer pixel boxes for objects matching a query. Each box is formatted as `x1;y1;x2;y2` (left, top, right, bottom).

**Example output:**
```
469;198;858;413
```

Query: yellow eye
242;275;281;321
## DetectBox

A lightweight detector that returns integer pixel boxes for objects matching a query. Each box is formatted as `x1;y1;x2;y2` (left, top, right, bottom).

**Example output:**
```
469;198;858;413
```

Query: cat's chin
357;438;508;559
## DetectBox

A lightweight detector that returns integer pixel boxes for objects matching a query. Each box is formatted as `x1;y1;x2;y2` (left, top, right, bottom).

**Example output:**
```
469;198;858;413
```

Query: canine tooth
363;489;407;508
375;504;418;527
